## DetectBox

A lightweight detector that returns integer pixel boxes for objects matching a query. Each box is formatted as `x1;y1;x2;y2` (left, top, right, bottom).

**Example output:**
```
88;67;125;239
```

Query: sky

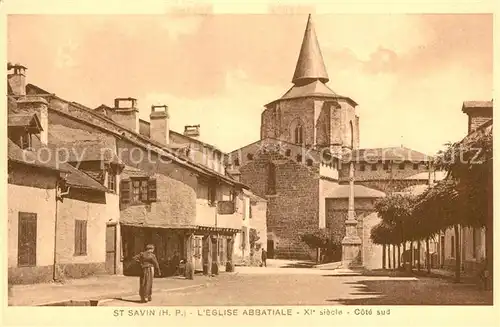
7;14;493;155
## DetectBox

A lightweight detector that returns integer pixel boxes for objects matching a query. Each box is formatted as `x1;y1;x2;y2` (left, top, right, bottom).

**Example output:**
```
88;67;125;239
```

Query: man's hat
146;244;155;250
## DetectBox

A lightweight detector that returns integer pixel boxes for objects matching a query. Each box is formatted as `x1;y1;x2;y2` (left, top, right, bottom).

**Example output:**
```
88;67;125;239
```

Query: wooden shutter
18;212;37;267
120;180;131;203
148;179;157;202
75;220;87;255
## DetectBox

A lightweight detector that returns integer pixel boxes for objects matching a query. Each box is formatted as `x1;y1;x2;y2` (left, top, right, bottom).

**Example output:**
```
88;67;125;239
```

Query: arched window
290;119;304;145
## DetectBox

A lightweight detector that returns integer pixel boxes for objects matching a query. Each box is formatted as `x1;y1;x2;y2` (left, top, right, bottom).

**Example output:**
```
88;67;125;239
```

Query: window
306;159;313;166
249;202;253;219
234;158;240;166
398;162;405;170
247;153;254;160
296;154;302;163
383;161;390;171
120;178;157;204
371;163;377;171
450;235;455;257
107;171;116;192
359;163;365;171
285;149;291;157
290;119;304;145
294;125;303;144
413;163;419;170
20;134;32;150
18;212;37;267
75;220;87;256
267;163;276;195
208;182;217;206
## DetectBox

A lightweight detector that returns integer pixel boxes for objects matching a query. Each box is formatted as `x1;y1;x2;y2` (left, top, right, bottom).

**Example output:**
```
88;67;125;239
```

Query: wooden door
18;212;37;267
105;224;117;274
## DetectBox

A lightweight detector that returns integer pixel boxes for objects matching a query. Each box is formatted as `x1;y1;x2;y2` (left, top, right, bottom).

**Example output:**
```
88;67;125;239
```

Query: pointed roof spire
292;14;329;85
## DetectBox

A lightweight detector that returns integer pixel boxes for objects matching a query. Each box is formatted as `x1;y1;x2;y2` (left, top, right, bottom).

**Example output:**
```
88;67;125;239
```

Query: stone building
228;15;434;266
7;62;266;283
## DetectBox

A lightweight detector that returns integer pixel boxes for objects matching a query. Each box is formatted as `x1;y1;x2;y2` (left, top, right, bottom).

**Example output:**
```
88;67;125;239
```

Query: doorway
105;224;117;274
267;240;275;259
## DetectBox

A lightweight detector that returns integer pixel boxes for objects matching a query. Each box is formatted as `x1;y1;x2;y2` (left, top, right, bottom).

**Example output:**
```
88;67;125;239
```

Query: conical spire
292;14;329;85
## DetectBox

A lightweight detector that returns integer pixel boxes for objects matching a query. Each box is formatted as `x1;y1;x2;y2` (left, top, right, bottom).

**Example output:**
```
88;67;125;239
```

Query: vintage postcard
1;0;498;326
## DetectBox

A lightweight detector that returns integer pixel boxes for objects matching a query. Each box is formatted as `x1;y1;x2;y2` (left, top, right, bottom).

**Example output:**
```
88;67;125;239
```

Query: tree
412;121;492;284
300;229;343;263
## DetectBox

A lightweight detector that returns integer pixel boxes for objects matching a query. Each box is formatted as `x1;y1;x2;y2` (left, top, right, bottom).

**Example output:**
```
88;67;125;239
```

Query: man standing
133;244;161;303
261;248;267;267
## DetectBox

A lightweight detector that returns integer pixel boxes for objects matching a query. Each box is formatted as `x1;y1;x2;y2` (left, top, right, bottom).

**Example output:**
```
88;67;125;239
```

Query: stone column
212;235;220;275
204;235;212;276
341;160;362;268
226;237;235;272
184;232;194;279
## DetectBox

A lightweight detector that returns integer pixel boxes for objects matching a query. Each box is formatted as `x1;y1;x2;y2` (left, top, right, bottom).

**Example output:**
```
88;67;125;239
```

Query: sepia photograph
3;6;494;316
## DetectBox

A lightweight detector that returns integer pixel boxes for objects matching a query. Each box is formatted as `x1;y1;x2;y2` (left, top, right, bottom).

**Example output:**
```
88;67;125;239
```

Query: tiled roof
61;163;108;192
8;114;42;130
345;147;432;163
326;184;386;199
281;80;337;100
7;139;63;173
462;100;493;109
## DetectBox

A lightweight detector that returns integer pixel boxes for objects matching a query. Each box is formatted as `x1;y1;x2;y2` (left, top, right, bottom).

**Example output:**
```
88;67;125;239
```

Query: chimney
184;125;200;139
110;97;140;133
149;105;169;145
7;63;27;96
16;96;49;145
462;100;493;134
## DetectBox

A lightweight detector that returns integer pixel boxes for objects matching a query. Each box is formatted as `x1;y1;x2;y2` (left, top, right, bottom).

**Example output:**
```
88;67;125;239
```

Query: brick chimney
110;97;139;133
184;125;200;139
462;100;493;134
149;105;169;145
16;96;49;145
7;63;27;96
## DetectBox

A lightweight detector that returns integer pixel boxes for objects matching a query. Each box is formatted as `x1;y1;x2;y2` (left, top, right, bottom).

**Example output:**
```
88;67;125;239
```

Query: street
100;263;493;306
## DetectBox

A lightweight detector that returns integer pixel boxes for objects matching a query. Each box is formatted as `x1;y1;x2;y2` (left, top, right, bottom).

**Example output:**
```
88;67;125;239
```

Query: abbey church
228;15;434;267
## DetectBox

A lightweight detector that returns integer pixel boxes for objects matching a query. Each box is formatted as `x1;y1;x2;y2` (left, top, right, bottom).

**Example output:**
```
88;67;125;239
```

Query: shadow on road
326;278;493;305
112;297;144;304
280;261;317;269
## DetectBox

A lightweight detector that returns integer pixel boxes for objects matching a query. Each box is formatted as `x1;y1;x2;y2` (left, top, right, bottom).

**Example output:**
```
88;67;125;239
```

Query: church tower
260;14;360;154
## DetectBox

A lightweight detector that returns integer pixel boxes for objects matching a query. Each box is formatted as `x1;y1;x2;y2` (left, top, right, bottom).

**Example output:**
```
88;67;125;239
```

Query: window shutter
120;180;131;203
75;220;81;255
148;179;157;202
82;220;87;255
18;213;37;267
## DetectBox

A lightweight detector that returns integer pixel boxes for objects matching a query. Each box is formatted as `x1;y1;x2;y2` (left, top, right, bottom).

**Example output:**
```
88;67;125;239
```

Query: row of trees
371;121;493;286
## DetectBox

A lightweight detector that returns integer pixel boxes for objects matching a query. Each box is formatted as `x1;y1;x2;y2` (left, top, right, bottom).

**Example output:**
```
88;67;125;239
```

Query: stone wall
240;151;320;259
55;188;108;279
325;198;382;268
8;165;58;284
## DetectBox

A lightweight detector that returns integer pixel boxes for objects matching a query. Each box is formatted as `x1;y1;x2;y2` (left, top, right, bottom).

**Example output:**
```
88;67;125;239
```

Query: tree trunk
417;241;421;271
382;244;386;269
398;244;401;269
454;225;461;283
409;242;414;272
392;245;396;270
388;245;391;269
426;237;431;274
402;242;406;269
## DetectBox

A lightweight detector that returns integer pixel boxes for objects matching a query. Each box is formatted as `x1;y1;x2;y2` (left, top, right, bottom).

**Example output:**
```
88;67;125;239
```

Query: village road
100;266;492;306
